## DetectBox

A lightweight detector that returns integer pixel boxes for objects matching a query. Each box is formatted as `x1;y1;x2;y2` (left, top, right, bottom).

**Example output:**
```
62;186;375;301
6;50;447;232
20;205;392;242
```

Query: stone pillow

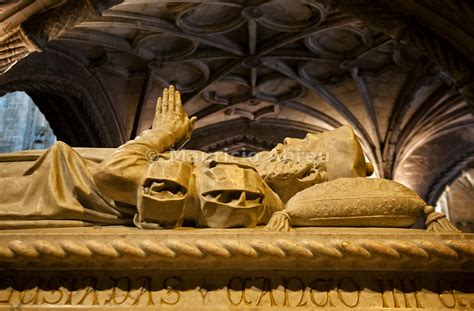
283;177;424;228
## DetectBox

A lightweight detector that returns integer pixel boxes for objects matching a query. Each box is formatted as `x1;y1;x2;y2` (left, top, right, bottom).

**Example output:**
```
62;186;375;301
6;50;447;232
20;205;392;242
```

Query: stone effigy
0;86;472;310
0;86;457;232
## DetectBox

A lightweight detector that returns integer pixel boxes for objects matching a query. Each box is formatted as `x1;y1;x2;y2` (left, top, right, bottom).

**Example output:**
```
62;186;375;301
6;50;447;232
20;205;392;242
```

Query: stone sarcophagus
0;227;473;310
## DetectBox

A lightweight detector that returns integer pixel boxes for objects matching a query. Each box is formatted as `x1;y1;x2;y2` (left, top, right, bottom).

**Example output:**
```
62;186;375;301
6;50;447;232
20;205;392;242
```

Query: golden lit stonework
0;0;473;309
0;86;471;310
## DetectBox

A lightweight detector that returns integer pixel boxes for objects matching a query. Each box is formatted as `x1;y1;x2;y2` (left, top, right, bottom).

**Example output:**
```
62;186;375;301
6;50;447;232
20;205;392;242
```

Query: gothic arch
0;47;125;147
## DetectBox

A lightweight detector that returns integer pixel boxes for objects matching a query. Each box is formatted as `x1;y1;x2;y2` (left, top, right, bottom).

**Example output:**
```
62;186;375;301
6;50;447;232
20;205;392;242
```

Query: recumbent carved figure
0;86;459;232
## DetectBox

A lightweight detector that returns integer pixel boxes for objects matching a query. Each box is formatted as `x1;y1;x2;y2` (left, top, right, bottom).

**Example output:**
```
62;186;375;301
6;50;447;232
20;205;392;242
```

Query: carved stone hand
152;85;197;146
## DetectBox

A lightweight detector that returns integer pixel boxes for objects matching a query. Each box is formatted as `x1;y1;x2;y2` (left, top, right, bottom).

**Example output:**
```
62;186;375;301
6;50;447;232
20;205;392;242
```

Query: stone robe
0;130;283;229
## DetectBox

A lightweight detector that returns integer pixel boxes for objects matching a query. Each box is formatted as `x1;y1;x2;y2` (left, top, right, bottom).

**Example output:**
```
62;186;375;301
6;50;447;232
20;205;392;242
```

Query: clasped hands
152;85;197;147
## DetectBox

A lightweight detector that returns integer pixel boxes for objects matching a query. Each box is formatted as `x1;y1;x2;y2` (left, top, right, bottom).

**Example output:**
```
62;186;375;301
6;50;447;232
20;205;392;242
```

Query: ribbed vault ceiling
0;0;473;204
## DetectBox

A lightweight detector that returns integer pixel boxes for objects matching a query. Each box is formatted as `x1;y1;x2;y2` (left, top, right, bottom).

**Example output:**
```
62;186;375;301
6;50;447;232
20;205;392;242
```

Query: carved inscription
436;278;474;309
226;276;361;308
0;272;473;309
377;277;423;308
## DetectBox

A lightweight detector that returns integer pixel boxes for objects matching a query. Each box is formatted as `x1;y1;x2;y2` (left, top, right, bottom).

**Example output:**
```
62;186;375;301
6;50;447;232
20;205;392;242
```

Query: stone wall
0;91;56;153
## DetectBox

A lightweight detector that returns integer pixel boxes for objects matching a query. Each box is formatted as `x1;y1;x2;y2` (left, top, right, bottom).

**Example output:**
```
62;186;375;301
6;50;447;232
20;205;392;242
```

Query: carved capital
16;27;40;53
0;0;119;75
0;27;40;74
22;0;114;48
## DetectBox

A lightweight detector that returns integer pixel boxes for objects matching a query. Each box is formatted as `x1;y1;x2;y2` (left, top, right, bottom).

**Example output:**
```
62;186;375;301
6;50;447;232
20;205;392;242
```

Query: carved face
254;133;328;203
